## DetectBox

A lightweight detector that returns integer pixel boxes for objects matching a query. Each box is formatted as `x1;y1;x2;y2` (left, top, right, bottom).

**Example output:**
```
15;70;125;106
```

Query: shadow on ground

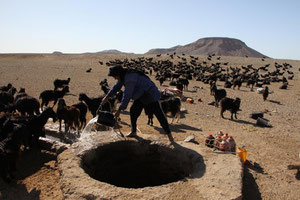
242;163;262;200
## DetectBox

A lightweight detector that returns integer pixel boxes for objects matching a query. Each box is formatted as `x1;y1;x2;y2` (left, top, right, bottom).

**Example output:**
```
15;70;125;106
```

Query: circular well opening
81;140;199;188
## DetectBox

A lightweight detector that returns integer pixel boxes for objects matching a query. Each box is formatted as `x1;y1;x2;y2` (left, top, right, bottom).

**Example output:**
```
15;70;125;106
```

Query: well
57;130;243;200
81;140;195;188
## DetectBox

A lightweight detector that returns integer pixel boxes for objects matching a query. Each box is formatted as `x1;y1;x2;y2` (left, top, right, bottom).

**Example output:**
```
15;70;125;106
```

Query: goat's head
63;86;70;93
19;88;25;93
78;93;85;101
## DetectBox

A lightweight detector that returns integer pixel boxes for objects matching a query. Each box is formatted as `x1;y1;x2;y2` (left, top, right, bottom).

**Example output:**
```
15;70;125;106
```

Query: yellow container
237;147;248;163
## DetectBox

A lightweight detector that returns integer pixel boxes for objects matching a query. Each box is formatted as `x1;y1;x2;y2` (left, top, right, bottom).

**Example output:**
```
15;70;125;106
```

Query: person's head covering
108;65;124;77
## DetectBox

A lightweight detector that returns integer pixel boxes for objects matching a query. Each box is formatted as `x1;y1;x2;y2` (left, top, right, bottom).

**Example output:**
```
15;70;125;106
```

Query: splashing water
81;117;99;137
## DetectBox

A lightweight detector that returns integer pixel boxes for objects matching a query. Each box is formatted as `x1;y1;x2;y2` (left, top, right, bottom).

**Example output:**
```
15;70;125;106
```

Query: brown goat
56;98;80;134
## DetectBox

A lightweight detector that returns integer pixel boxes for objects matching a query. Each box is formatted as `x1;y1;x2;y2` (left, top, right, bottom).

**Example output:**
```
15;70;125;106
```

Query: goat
159;76;165;86
53;77;70;90
0;122;25;183
14;96;40;116
0;103;15;113
144;105;154;126
0;86;16;105
72;102;88;130
100;81;110;94
160;97;181;123
178;77;189;91
211;84;227;107
78;93;111;118
39;86;69;110
0;83;13;92
144;96;181;125
9;107;57;149
14;88;28;102
246;79;256;91
56;98;80;134
220;97;241;119
224;80;232;88
232;77;243;90
262;86;269;101
279;82;288;89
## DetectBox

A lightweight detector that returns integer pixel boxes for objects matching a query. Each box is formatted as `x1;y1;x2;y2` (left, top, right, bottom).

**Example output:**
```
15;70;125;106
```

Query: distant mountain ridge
145;37;267;58
96;49;132;54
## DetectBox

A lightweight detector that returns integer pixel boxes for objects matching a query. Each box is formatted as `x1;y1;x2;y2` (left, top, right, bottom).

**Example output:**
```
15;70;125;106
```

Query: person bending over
100;65;174;143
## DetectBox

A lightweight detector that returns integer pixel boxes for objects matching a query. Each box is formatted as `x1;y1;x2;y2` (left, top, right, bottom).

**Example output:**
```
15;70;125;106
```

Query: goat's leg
81;118;86;129
52;99;58;108
170;116;175;124
175;112;180;123
64;122;69;133
74;120;80;135
221;109;225;118
59;119;62;132
215;100;219;107
231;112;234;120
147;117;151;125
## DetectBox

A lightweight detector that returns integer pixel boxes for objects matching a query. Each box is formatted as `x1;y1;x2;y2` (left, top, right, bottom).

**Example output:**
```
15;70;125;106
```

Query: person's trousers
130;100;171;134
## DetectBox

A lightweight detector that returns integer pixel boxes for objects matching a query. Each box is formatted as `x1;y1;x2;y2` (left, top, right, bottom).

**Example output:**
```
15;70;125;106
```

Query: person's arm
114;78;136;119
100;81;123;107
118;76;137;111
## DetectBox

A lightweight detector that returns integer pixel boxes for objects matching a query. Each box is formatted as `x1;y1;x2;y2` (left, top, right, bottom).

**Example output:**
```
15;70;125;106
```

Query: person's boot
126;131;137;137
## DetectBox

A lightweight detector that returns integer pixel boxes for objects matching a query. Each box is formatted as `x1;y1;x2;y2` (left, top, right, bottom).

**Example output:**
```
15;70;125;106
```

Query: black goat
178;77;189;90
14;88;28;102
220;97;241;119
0;83;13;92
224;80;232;88
144;97;181;125
39;86;69;110
78;93;111;118
233;77;243;90
14;96;40;116
211;84;227;107
246;79;256;91
161;97;181;123
99;79;109;94
0;87;16;105
53;78;70;90
144;105;154;126
0;122;25;183
0;103;15;113
9;107;57;149
262;86;269;101
280;82;288;89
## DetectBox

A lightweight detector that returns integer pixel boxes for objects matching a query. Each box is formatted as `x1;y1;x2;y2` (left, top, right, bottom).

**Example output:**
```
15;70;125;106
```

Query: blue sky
1;0;299;60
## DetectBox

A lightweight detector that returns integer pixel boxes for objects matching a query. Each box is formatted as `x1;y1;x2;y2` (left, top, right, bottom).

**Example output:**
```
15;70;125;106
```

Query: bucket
256;117;270;127
97;110;116;127
249;112;264;120
237;147;248;163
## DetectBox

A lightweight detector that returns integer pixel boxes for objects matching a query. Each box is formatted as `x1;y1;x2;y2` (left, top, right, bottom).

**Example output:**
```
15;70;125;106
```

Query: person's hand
114;109;121;119
100;95;109;107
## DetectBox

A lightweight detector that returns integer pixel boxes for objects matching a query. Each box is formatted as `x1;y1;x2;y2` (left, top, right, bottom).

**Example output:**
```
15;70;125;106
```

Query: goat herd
0;54;295;183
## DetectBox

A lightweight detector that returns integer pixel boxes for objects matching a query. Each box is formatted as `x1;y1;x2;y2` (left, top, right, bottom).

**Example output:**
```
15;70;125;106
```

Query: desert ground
0;53;300;199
